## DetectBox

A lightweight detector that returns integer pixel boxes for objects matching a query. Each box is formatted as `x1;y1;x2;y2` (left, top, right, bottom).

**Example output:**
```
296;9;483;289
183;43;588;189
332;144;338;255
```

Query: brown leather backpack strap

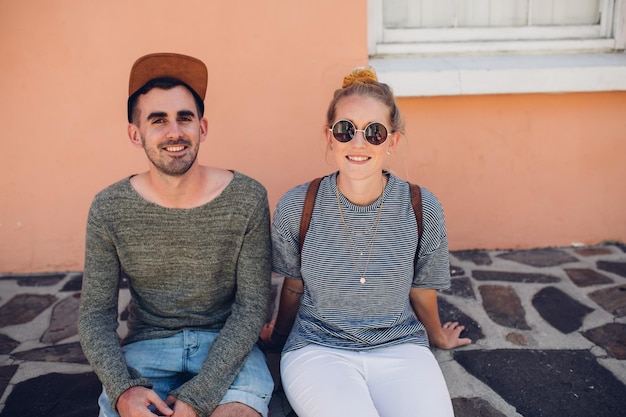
409;183;423;267
299;177;323;260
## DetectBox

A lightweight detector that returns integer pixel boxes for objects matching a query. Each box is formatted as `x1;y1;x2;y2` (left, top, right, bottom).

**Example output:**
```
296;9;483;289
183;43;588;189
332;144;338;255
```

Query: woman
264;66;471;417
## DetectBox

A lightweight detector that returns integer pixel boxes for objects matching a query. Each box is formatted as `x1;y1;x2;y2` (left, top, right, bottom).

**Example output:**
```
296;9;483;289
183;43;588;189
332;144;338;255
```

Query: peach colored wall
1;1;625;273
396;92;626;250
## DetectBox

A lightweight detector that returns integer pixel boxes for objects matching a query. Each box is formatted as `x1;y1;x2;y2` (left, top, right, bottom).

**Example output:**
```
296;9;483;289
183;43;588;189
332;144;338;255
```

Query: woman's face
326;95;400;182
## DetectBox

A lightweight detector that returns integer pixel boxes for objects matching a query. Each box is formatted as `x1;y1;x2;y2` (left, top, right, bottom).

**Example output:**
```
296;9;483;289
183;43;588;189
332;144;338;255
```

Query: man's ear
128;124;143;148
199;117;208;143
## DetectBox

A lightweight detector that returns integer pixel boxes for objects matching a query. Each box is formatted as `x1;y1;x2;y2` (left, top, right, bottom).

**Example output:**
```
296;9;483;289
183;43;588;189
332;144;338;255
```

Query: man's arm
78;202;153;413
170;193;272;416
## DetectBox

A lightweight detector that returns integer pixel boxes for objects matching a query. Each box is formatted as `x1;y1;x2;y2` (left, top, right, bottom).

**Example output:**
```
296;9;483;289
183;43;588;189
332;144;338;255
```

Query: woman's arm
409;288;471;349
261;276;303;350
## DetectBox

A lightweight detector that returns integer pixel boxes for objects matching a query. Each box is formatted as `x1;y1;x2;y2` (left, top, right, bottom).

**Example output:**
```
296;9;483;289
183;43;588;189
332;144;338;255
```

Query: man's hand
166;395;198;417
117;386;173;417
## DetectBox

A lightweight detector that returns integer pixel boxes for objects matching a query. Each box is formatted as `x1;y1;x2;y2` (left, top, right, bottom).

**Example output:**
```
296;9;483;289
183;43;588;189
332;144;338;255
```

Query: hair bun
342;66;378;88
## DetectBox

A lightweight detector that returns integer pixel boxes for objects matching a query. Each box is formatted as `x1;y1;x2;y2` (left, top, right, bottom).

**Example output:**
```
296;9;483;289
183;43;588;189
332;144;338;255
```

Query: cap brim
128;53;207;100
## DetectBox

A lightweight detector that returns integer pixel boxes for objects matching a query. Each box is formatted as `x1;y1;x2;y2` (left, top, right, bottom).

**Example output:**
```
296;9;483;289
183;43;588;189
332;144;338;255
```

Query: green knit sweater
78;171;272;417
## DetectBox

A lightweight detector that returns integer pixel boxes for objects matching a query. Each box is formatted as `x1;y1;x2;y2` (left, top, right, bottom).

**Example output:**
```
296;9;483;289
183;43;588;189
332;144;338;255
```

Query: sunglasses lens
332;120;354;143
365;123;388;145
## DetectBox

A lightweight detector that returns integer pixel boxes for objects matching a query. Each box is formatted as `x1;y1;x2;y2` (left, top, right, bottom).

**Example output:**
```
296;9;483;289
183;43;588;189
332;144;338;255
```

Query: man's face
129;85;207;176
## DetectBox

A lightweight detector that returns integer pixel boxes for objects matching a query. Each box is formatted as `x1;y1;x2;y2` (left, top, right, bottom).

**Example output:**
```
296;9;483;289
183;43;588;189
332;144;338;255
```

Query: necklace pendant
360;277;366;284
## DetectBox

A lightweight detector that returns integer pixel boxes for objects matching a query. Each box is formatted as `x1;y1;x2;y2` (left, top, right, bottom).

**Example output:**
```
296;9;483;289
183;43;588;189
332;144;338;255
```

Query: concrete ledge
370;53;626;96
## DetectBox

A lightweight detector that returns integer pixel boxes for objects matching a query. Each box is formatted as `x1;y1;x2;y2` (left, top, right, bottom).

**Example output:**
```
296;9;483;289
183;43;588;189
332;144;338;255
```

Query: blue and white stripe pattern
271;172;451;352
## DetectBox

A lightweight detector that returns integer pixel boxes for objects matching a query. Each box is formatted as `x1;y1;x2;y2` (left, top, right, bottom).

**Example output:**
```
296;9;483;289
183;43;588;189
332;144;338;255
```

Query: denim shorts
97;330;273;417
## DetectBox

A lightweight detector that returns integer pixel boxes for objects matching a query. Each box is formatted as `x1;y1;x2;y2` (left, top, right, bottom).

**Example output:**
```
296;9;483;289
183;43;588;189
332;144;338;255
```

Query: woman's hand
430;321;472;349
258;277;303;353
259;322;274;343
409;288;472;350
258;321;288;353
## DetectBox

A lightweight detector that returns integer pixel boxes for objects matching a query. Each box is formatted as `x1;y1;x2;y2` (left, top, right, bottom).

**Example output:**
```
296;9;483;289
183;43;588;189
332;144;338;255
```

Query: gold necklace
335;180;385;284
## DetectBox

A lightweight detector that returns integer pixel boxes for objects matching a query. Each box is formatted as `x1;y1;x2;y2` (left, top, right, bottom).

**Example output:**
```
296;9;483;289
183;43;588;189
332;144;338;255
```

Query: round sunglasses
329;120;390;146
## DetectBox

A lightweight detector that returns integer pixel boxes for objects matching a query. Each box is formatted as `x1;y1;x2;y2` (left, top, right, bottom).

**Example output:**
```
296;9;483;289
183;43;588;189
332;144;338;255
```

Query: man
79;53;274;417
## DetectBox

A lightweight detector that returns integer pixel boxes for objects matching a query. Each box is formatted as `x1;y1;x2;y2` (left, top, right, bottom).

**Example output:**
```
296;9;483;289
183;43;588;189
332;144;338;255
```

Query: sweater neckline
125;170;238;211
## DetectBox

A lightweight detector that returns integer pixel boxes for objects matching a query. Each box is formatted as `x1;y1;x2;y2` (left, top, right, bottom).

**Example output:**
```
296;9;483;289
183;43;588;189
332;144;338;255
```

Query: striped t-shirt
271;172;451;352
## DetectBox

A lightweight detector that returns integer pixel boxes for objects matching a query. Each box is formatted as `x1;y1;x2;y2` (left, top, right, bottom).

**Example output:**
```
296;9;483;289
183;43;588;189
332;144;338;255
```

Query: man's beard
143;138;199;176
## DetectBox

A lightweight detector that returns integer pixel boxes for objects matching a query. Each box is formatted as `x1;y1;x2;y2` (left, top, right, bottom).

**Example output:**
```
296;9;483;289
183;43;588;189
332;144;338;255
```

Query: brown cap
128;53;208;99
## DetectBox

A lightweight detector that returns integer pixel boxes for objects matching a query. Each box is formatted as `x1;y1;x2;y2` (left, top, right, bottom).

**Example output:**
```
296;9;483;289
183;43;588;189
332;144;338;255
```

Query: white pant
281;343;454;417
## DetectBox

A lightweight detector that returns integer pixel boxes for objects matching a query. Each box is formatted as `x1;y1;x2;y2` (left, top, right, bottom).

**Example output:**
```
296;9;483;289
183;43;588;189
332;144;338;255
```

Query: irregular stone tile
582;323;626;359
0;365;19;400
497;247;578;267
438;297;485;342
450;265;464;277
565;268;614;287
597;261;626;278
473;270;560;283
532;286;594;333
10;342;88;364
452;397;507;417
0;333;20;354
574;247;613;256
41;293;80;343
454;349;626;417
60;274;83;292
70;273;128;290
451;250;493;265
0;273;66;287
505;332;528;346
441;277;475;299
479;285;530;330
0;372;101;417
588;285;626;317
0;294;57;327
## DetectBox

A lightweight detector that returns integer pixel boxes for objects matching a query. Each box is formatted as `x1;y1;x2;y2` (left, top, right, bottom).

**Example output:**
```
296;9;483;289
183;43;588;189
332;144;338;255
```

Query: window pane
532;0;600;25
457;0;528;27
420;0;456;27
457;0;492;27
384;0;601;28
458;0;528;27
488;0;528;26
383;0;411;28
383;0;456;28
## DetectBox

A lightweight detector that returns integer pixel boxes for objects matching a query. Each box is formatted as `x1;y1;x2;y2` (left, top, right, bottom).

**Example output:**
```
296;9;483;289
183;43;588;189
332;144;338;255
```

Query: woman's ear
127;124;143;148
387;131;401;154
324;126;333;150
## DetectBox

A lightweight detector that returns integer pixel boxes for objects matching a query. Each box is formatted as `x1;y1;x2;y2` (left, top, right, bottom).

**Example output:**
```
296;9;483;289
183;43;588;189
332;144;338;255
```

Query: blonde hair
326;66;405;134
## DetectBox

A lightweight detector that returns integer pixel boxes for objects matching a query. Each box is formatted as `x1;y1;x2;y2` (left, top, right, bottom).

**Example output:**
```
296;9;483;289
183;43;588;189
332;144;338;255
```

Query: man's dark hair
127;77;205;123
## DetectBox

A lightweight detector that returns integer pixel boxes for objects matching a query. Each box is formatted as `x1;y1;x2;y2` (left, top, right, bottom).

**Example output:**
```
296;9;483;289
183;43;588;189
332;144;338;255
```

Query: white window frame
368;0;626;96
370;0;624;56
